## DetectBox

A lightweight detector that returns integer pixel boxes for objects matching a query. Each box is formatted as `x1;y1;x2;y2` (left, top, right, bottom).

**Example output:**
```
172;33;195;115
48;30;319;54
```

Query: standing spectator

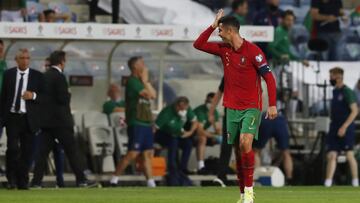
110;56;157;187
268;9;297;62
32;51;92;187
253;0;284;56
0;0;26;22
268;10;307;64
194;92;221;174
38;9;71;23
0;48;44;189
230;0;249;25
310;0;347;61
102;83;125;115
253;0;283;27
154;96;198;186
324;67;359;187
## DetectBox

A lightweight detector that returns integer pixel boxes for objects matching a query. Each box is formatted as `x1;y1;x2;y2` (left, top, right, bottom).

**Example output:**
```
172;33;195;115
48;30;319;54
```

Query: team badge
255;54;263;63
338;94;343;101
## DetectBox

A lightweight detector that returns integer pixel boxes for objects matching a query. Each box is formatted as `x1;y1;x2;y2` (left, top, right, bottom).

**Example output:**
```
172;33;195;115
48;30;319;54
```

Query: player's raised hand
265;106;278;120
212;9;224;28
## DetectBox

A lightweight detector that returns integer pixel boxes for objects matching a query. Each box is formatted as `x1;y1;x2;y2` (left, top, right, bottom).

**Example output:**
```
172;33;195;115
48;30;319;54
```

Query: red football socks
241;150;255;187
236;156;245;193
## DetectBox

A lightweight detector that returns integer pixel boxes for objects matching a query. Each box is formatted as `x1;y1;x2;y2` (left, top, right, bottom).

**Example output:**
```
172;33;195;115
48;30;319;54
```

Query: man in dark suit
31;50;90;187
0;48;44;189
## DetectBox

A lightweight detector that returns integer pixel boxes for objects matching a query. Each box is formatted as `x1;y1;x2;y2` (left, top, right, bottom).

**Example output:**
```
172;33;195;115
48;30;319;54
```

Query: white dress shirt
52;65;62;73
11;68;30;113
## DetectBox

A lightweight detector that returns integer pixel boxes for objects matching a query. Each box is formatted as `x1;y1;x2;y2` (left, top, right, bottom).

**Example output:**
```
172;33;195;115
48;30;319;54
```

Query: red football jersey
194;26;276;110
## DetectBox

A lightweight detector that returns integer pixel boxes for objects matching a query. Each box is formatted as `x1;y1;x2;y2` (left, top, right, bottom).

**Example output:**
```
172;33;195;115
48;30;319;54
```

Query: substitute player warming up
194;10;278;203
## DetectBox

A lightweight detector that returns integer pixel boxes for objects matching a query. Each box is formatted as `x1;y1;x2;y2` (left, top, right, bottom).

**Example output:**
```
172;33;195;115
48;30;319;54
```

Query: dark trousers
31;136;65;187
155;130;193;186
5;113;35;188
32;127;85;186
167;136;192;172
317;32;341;61
217;108;233;180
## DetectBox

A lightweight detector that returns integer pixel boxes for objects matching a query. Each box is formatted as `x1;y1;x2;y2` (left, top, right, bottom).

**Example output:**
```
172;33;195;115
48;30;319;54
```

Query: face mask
206;102;212;109
330;79;337;86
178;110;187;117
269;4;278;12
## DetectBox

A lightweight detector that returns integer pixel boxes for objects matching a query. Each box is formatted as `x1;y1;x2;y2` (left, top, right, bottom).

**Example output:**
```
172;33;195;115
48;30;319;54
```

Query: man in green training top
230;0;248;25
102;83;125;115
154;96;198;186
268;10;308;66
194;92;221;174
110;56;157;187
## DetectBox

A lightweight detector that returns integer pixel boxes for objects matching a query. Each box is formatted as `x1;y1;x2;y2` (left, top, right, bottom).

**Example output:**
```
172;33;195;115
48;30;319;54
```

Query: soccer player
324;67;359;187
194;10;277;203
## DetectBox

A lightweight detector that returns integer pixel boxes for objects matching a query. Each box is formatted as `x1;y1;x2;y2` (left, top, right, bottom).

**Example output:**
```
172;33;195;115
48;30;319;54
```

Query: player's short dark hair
232;0;247;11
43;9;55;17
127;56;142;71
49;50;66;66
218;16;240;31
0;40;4;45
206;92;215;100
175;96;189;106
281;10;295;19
329;67;344;75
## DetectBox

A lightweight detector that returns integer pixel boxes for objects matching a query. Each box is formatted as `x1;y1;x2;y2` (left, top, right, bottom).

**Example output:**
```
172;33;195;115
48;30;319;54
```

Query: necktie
15;73;25;112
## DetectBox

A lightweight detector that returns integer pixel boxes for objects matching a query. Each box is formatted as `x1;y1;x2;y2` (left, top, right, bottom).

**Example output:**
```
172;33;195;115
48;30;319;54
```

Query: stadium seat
26;1;45;22
87;126;115;172
72;111;84;136
0;129;7;156
114;126;128;156
338;29;360;61
109;112;126;128
83;111;109;128
289;25;310;59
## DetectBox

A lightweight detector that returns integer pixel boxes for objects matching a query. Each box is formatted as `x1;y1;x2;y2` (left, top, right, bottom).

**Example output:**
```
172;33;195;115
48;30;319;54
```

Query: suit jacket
0;67;44;133
41;67;74;128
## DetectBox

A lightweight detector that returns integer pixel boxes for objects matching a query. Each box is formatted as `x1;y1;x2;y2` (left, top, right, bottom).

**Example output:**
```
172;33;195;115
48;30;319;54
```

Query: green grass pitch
0;186;359;203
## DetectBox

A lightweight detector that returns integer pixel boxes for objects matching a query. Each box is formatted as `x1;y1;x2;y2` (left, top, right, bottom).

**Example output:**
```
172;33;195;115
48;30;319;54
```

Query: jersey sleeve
250;44;277;107
127;77;144;95
155;109;168;129
250;45;269;73
344;87;357;106
267;29;283;60
186;107;197;122
102;101;113;115
193;26;222;56
196;112;206;124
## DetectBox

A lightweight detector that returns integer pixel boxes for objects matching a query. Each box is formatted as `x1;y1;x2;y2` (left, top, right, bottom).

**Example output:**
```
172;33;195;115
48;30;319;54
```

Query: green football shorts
226;108;261;145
